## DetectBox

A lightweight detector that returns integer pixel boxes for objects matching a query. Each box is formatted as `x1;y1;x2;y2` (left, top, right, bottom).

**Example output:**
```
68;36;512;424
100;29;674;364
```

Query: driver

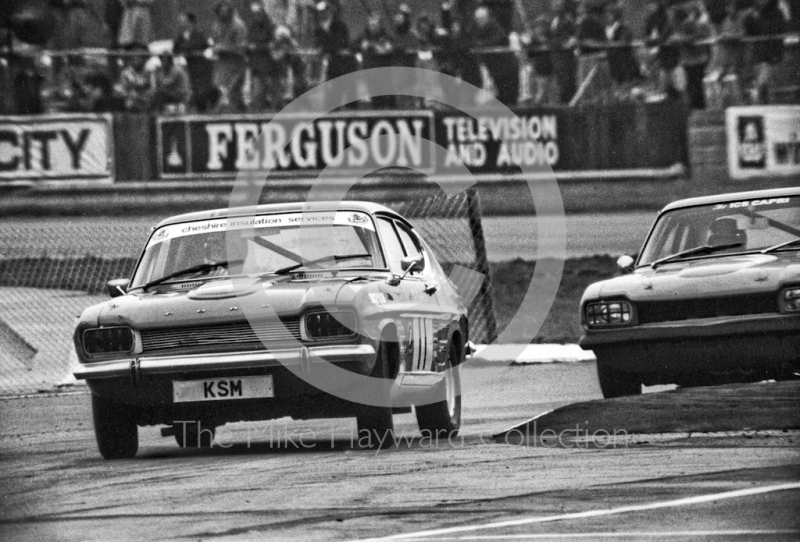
706;217;747;249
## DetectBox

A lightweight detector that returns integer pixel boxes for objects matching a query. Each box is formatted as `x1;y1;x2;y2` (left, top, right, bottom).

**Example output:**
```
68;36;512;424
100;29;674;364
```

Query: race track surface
1;362;798;541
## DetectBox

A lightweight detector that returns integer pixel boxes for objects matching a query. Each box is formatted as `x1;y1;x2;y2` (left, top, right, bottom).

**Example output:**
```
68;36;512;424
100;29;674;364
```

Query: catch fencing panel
0;191;496;395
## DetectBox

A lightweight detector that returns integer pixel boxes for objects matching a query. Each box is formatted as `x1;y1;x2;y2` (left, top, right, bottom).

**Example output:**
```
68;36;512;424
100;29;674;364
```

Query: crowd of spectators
1;0;797;115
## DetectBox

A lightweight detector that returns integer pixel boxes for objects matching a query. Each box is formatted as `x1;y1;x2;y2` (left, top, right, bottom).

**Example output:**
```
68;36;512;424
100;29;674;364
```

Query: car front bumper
580;313;800;374
74;344;376;381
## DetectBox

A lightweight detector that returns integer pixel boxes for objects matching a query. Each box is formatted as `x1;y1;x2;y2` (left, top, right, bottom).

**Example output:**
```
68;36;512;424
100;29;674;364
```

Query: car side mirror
107;278;130;298
400;255;423;273
616;255;635;274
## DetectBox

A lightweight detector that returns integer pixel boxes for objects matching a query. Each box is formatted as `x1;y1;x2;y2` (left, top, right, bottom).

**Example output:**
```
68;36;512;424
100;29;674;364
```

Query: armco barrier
109;102;690;183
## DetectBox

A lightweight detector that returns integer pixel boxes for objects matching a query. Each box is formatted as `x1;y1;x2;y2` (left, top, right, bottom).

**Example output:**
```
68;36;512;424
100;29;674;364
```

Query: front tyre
596;358;642;399
416;341;462;437
91;394;139;459
356;340;395;449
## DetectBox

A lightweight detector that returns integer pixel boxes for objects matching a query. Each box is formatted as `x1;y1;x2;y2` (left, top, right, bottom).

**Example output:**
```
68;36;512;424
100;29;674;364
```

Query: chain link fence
0;191;496;395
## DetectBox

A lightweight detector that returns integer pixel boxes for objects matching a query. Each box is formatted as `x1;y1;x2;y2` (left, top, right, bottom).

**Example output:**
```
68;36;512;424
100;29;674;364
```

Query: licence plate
173;376;274;403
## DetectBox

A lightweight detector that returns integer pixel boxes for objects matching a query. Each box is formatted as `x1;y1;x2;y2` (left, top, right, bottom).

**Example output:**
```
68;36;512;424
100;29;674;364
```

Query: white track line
427;531;800;540
362;482;800;541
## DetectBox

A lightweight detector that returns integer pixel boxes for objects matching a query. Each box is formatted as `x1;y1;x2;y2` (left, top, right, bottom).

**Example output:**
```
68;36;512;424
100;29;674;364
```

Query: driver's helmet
707;217;747;248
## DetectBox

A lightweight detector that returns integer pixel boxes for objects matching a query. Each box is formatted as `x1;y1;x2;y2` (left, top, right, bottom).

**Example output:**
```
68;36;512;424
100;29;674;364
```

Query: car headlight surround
83;327;135;355
781;287;800;313
585;300;635;328
304;310;357;339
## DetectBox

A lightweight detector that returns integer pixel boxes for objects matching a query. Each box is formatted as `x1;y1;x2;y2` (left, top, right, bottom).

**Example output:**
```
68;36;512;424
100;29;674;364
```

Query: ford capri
580;187;800;398
73;202;468;458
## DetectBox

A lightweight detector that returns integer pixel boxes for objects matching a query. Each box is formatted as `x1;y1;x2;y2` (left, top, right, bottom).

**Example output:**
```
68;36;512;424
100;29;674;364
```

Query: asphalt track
1;362;798;541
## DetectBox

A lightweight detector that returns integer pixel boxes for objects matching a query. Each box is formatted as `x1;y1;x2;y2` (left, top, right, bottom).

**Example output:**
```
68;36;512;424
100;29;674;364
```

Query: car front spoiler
73;345;376;381
580;312;799;349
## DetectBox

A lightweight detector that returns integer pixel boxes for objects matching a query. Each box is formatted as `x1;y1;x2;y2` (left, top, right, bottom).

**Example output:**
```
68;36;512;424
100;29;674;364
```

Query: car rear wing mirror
616;255;635;274
107;278;130;298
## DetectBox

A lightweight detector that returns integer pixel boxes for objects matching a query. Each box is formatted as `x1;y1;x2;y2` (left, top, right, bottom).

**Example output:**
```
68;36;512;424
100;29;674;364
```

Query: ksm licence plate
173;376;274;403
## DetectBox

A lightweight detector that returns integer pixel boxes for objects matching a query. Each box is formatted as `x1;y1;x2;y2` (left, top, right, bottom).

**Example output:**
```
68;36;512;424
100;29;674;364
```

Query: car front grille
141;320;301;353
637;293;778;325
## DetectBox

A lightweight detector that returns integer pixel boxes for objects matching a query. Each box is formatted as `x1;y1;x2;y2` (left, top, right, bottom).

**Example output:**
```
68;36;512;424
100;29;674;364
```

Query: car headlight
585;301;634;328
304;311;357;339
83;327;135;355
781;288;800;312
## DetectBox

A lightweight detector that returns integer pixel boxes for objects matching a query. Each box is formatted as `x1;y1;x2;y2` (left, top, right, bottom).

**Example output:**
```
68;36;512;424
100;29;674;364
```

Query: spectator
644;0;682;100
116;44;152;111
436;2;482;90
174;12;217;112
84;72;124;112
390;3;418;108
605;5;642;93
151;51;192;113
247;1;277;111
673;6;712;109
262;0;302;37
550;0;579;104
212;0;249;112
356;11;395;108
314;1;356;105
118;0;154;49
708;1;748;105
470;5;519;106
526;15;556;104
414;15;447;107
262;26;308;109
744;0;787;103
576;1;609;88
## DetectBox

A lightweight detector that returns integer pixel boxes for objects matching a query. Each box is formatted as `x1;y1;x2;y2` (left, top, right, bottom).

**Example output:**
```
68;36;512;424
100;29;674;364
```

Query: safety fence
0;190;496;395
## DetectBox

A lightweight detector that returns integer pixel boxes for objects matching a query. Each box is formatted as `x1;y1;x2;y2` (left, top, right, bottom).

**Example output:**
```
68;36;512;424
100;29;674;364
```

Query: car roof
660;186;800;214
154;201;411;229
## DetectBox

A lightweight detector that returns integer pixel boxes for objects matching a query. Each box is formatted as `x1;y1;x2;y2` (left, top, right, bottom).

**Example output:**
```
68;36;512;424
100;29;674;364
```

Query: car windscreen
638;196;800;266
130;211;386;288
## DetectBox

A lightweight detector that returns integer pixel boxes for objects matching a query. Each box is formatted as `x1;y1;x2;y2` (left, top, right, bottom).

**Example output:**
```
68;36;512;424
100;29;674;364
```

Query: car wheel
416;340;461;437
356;340;395;449
174;421;215;448
91;394;139;460
597;360;642;399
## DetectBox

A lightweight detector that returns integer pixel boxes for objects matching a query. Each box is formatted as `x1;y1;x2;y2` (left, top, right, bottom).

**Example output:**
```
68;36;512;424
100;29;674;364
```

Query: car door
377;217;449;373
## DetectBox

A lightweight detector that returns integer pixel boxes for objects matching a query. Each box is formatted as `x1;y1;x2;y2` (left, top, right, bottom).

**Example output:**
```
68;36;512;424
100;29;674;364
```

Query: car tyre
174;421;216;448
92;394;139;460
356;341;395;450
597;360;642;398
416;340;461;438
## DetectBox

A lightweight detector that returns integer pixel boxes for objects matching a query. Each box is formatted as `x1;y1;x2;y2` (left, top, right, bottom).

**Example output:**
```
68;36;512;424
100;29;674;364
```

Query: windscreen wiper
650;242;742;269
761;238;800;254
140;259;242;291
271;254;372;276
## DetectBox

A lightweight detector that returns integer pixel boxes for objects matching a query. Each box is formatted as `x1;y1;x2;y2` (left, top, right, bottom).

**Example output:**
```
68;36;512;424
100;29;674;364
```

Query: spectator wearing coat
262;26;308;109
356;11;395;108
526;15;556;104
605;6;642;90
117;0;154;48
212;0;249;112
744;0;787;103
550;0;579;104
247;0;277;111
151;51;192;113
672;6;712;109
174;12;217;112
470;5;518;106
